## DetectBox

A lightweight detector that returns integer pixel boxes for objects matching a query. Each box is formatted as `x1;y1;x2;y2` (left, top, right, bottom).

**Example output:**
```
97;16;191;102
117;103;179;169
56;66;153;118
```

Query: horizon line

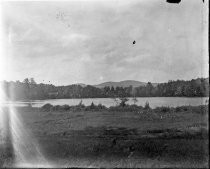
1;76;209;87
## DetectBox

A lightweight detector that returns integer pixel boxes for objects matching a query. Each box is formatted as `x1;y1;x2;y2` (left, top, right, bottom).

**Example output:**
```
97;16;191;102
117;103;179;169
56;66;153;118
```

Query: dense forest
0;78;209;100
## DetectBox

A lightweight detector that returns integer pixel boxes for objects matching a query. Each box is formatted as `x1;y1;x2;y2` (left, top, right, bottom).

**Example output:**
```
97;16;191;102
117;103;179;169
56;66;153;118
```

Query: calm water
2;97;208;108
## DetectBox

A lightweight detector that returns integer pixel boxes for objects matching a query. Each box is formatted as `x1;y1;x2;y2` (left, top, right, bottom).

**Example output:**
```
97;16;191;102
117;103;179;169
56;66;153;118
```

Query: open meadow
0;104;209;168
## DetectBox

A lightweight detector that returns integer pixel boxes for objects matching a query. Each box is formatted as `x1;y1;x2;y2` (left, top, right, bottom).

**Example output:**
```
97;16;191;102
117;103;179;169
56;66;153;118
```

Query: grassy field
0;104;209;168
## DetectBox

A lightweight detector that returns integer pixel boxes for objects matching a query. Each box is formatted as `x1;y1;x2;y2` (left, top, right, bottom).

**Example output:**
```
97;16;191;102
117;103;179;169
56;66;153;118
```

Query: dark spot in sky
133;41;136;45
202;0;204;3
166;0;181;3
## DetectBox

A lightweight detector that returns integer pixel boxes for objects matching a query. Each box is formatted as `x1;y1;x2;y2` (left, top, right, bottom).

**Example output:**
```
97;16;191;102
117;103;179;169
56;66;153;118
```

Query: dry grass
0;105;209;168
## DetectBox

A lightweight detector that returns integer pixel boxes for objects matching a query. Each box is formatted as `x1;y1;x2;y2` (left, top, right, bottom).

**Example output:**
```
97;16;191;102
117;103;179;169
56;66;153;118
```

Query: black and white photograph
0;0;209;168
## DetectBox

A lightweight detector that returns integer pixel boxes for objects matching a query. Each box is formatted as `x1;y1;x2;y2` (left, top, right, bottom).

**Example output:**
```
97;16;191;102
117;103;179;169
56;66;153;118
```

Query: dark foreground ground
0;104;209;168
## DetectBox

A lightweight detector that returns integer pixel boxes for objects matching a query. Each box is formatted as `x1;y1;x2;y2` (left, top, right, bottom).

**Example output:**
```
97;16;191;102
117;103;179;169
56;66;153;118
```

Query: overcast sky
0;0;208;85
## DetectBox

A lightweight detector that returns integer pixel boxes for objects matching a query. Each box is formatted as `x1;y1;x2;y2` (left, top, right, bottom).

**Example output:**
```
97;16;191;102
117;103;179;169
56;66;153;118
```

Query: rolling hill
94;80;148;88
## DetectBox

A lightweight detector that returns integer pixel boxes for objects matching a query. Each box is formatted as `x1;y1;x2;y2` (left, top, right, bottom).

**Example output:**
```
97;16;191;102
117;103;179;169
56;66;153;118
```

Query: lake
2;97;208;108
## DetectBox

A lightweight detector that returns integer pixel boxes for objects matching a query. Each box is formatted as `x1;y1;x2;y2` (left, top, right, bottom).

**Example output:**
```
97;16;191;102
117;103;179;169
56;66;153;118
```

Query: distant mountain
94;80;148;88
73;83;87;87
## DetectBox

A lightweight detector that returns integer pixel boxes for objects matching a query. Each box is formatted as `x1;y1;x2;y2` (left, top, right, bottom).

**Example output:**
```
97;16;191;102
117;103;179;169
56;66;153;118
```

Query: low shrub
40;102;208;114
53;105;62;111
70;105;85;112
98;103;107;110
154;106;171;113
174;105;208;114
42;104;70;111
61;104;70;111
85;102;108;111
119;97;129;107
191;105;208;114
175;106;190;112
41;103;53;111
144;101;150;110
109;104;143;112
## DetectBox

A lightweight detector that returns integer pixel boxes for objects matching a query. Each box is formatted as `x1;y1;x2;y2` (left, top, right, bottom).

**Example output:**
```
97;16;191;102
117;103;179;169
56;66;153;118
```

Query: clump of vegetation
41;103;53;111
188;105;208;114
98;103;107;110
70;100;85;111
119;97;129;107
60;104;70;111
85;102;96;111
90;102;95;109
85;102;108;111
78;100;84;107
109;104;143;112
173;105;208;114
53;105;62;111
40;102;208;115
144;101;150;110
175;106;189;112
41;104;72;111
154;106;171;113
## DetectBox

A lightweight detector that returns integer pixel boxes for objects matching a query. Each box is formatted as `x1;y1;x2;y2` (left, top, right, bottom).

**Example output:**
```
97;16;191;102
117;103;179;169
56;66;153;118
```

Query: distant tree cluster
135;79;209;97
0;77;209;100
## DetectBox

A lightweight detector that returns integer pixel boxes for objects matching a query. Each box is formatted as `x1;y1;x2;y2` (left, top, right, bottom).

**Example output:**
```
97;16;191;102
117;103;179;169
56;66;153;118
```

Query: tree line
0;77;209;100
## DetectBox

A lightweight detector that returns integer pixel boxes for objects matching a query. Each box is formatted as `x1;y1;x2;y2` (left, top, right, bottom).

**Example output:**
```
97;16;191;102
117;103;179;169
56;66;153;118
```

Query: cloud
1;0;208;85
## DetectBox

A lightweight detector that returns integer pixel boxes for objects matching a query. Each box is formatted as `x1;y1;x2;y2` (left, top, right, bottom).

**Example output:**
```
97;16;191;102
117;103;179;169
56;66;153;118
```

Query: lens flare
0;4;52;168
0;98;52;167
9;106;52;167
0;88;7;145
1;86;52;167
